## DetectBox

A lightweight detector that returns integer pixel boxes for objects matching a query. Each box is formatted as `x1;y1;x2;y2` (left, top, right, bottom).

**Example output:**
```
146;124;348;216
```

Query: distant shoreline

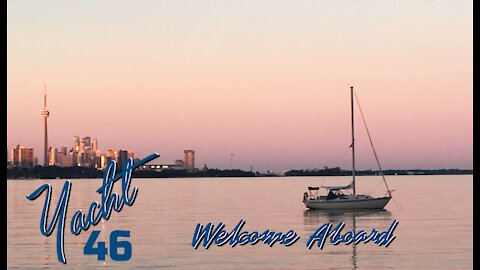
6;167;473;180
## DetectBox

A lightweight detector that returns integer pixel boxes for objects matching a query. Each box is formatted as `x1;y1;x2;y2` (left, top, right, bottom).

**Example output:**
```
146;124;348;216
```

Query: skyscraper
11;145;35;168
41;83;50;166
19;146;35;168
79;142;86;152
73;136;80;151
118;150;129;169
82;136;91;149
91;138;98;151
100;155;108;169
48;147;58;166
184;150;195;172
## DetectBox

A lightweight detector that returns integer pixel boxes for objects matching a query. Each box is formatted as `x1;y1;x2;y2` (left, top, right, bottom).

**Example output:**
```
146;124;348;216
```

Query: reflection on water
7;175;473;269
303;209;392;225
304;209;392;270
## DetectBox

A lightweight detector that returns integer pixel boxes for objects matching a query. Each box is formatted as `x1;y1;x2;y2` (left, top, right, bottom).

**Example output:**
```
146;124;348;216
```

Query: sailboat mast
351;86;356;195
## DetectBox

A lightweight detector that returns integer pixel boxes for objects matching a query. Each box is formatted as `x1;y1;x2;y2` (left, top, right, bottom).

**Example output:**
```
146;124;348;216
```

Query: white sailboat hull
304;196;391;210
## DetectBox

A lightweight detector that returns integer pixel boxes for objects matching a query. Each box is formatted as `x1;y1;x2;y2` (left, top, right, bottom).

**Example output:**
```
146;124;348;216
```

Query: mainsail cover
321;181;354;190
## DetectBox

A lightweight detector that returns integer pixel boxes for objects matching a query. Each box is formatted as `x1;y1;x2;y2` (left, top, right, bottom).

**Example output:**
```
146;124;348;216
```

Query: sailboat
303;86;392;210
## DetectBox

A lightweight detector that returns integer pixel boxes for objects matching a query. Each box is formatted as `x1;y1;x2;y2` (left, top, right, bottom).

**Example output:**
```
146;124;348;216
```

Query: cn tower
41;82;50;166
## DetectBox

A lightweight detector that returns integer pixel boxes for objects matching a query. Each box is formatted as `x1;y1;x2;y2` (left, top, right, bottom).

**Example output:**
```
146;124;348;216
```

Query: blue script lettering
192;219;300;249
26;153;159;264
307;220;399;249
25;181;71;263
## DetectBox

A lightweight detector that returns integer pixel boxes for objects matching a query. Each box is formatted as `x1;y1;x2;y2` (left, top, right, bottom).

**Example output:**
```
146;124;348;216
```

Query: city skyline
8;135;200;174
7;1;472;172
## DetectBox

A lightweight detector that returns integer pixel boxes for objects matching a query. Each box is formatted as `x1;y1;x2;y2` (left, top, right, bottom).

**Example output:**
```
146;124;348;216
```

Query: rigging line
353;90;392;197
364;178;384;194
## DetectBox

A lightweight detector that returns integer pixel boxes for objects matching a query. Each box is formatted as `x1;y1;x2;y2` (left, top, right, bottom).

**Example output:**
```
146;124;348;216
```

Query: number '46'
84;230;132;261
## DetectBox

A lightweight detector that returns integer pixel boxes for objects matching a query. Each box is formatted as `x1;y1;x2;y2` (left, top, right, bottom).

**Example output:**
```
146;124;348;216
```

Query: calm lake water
7;175;472;269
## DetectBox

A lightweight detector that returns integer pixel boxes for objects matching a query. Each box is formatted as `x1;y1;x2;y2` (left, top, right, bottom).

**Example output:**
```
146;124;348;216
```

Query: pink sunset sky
7;1;472;172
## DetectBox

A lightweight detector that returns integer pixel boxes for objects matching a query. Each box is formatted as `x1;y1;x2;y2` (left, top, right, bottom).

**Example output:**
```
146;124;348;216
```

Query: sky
7;0;472;172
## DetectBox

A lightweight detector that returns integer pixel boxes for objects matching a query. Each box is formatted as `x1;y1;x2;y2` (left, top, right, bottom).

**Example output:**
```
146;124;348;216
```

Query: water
7;175;472;269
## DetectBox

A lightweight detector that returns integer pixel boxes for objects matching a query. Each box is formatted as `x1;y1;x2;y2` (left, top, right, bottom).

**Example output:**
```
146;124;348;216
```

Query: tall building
184;150;195;172
100;155;112;170
85;150;96;167
82;136;91;149
8;148;15;166
72;151;79;166
73;136;80;151
10;145;35;168
93;155;102;169
41;83;50;166
78;152;86;166
118;150;129;169
79;142;86;152
91;138;98;151
48;147;58;166
19;146;35;168
8;148;17;165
